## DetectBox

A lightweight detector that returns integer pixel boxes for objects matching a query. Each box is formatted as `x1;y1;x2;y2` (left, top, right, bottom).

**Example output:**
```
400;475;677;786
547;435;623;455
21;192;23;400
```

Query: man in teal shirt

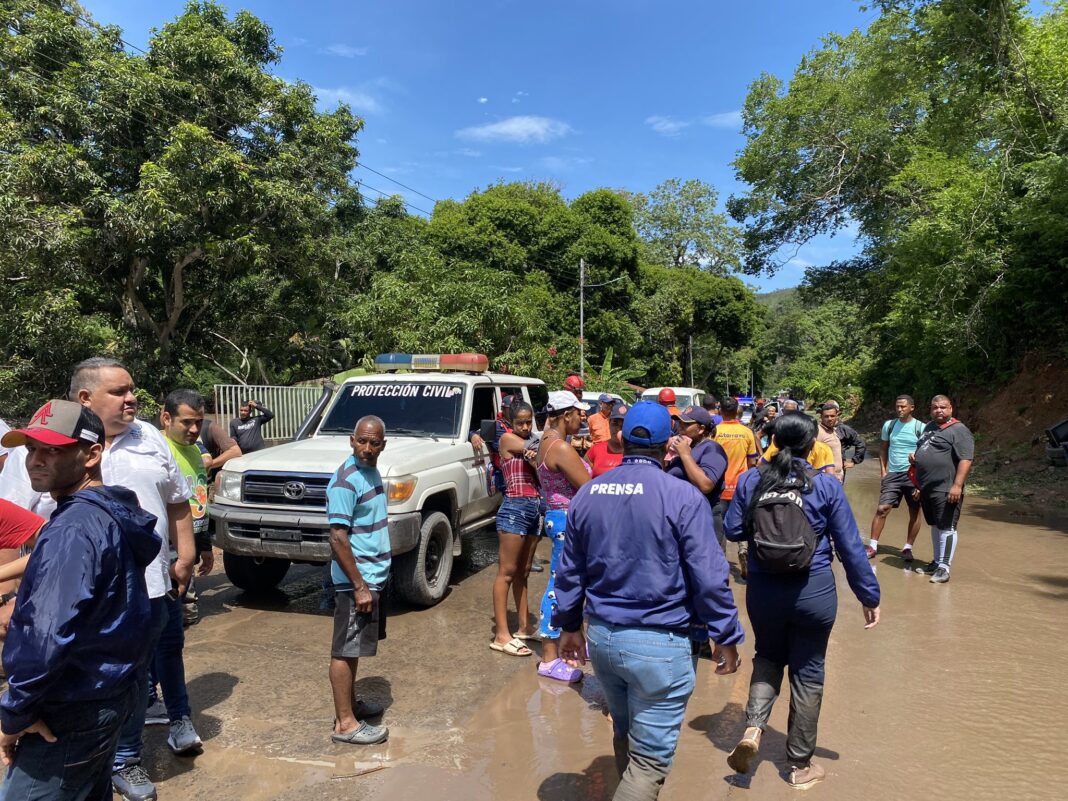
867;394;926;560
327;416;391;746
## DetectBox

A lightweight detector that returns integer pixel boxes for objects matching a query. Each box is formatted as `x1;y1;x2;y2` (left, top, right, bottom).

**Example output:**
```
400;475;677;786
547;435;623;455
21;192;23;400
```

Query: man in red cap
563;373;585;399
658;388;681;419
0;400;162;800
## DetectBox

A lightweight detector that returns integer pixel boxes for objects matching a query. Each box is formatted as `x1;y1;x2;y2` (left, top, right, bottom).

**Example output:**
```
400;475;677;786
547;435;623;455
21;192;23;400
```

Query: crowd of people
475;375;973;798
0;358;273;801
0;358;976;801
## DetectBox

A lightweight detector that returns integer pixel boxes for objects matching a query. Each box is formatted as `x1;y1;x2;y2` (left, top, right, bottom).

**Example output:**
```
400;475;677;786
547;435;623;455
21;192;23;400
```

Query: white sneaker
167;716;203;755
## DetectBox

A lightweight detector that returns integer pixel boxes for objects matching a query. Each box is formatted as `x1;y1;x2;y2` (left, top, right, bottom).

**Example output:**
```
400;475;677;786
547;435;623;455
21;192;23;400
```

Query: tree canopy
730;0;1068;401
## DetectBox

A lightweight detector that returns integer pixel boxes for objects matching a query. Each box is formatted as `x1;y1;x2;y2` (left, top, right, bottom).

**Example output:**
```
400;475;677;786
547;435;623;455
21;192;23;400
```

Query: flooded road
146;458;1067;800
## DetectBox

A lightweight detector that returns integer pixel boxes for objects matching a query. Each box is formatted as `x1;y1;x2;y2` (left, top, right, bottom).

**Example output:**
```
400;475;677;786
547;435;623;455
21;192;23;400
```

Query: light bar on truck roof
372;352;490;374
374;353;412;372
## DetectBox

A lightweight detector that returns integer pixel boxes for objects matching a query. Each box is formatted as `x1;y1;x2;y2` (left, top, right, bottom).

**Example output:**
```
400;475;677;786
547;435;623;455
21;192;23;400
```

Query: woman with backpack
723;413;880;789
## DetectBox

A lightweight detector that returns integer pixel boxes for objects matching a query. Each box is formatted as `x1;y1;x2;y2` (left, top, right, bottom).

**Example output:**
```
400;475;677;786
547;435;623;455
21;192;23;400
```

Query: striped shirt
326;456;391;591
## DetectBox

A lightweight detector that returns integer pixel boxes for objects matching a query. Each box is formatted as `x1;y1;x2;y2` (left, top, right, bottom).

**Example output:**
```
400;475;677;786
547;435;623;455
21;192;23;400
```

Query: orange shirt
714;420;759;500
587;411;611;444
761;440;836;473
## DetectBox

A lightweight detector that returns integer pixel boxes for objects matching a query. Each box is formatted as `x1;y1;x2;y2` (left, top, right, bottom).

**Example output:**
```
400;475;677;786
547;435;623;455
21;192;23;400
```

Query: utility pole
579;258;585;380
688;335;694;387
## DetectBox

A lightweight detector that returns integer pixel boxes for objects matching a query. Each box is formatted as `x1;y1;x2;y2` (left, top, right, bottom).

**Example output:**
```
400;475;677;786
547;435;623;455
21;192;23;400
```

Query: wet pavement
137;458;1067;800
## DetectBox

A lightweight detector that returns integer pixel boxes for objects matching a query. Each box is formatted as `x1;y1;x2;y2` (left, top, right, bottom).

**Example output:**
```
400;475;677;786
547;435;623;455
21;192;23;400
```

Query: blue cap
622;401;672;446
598;393;614;403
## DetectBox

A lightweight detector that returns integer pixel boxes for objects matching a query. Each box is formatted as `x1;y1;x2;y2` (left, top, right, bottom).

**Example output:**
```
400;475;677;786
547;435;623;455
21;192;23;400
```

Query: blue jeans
2;688;135;801
149;594;191;721
113;596;167;769
586;618;697;766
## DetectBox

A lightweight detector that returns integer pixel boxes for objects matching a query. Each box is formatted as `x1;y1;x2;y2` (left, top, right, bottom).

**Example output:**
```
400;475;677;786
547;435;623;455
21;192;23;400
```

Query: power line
356;181;432;217
356;164;438;204
67;9;443;214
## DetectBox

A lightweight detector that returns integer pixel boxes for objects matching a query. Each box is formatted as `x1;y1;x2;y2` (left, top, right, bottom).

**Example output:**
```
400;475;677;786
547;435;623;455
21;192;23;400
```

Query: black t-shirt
913;420;974;492
229;406;274;454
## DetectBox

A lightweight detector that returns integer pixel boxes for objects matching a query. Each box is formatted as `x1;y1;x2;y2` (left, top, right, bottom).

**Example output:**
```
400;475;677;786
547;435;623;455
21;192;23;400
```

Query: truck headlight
217;470;242;501
385;476;417;505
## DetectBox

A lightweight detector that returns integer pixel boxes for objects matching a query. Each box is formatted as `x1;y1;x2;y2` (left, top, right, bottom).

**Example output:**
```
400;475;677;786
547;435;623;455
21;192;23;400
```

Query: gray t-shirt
913;421;975;492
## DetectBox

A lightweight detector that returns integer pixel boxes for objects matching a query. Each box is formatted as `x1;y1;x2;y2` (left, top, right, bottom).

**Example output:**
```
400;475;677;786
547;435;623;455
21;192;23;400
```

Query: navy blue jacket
724;462;880;608
553;456;744;645
1;486;161;733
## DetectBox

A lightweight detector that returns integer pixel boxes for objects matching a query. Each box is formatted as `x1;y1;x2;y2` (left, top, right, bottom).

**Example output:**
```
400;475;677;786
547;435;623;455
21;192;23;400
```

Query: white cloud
702;110;743;130
456;148;482;157
477;97;488;104
290;37;308;47
456;115;572;144
645;115;691;136
314;86;382;115
491;165;524;173
324;44;368;58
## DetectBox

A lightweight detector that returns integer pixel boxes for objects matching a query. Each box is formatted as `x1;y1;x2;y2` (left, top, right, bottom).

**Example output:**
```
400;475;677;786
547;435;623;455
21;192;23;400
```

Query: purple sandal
538;658;583;683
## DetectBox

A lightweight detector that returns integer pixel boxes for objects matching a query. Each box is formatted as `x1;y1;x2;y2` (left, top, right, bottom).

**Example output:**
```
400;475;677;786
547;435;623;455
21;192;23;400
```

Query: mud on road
148;459;1068;801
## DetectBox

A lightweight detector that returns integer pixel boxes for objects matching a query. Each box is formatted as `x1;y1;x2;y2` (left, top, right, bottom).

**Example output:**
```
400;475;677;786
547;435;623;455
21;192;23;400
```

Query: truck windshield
318;382;465;437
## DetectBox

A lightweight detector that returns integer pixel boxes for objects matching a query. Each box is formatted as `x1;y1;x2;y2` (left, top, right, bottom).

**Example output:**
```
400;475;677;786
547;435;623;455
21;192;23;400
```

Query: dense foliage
730;0;1068;403
0;1;761;416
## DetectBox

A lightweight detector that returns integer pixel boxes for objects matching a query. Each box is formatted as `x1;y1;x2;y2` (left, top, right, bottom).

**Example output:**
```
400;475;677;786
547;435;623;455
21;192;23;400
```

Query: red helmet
564;374;585;391
658;388;676;404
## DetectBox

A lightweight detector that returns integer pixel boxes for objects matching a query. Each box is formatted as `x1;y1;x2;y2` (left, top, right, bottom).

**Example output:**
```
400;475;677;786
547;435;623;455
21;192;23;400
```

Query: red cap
658;388;676;404
563;374;585;391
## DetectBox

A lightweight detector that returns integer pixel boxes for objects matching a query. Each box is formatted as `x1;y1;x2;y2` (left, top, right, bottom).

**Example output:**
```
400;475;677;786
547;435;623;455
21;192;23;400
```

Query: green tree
730;0;1068;400
0;0;361;411
628;178;742;273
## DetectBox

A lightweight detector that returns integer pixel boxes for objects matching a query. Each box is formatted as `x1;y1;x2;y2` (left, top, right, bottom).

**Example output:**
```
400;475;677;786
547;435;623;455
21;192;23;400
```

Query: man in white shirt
0;358;195;801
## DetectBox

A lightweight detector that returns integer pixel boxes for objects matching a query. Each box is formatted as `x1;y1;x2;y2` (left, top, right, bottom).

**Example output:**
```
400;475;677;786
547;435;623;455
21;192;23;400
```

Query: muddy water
96;458;1068;801
361;460;1068;801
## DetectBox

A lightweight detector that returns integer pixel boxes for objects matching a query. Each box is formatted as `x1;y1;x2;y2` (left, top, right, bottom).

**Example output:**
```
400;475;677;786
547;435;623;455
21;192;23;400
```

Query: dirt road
145;458;1068;800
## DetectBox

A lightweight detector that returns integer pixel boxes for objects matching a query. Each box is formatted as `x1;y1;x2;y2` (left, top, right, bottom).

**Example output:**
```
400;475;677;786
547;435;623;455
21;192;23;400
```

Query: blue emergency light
372;353;490;374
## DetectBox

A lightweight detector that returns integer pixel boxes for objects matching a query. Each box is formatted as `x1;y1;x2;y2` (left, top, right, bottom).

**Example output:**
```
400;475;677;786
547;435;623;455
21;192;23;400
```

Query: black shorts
331;590;381;658
879;471;920;509
920;491;963;530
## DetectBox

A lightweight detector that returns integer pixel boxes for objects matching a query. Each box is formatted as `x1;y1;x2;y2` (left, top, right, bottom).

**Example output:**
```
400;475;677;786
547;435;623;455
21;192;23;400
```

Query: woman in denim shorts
489;402;542;657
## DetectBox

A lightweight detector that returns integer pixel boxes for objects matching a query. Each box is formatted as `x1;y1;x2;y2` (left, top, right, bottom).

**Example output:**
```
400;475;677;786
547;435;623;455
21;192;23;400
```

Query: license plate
261;528;303;542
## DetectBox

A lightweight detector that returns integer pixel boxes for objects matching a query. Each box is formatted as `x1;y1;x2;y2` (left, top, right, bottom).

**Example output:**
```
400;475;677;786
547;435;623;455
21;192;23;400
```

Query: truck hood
223;435;458;478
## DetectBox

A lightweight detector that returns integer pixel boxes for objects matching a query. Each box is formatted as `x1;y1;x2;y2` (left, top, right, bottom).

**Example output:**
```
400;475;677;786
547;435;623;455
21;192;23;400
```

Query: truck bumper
210;504;422;563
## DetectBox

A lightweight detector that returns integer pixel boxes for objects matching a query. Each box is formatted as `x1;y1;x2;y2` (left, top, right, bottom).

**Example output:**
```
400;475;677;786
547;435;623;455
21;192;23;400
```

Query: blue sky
83;0;882;291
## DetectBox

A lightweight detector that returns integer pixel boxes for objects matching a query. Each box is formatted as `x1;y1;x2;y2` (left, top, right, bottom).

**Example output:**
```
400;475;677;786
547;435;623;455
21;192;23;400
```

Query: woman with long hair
724;413;880;789
534;391;592;682
489;401;541;656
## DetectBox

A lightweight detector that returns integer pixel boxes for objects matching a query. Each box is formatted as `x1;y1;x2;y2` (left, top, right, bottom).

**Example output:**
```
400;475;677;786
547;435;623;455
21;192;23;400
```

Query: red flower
548;346;558;356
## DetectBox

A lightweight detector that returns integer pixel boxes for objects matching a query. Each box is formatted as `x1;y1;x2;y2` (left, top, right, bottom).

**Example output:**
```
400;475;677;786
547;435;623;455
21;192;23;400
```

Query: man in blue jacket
0;400;161;801
553;401;744;801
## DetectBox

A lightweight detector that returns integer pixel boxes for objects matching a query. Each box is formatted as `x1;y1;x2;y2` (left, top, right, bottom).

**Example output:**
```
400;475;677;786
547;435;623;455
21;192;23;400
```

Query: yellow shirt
761;439;836;472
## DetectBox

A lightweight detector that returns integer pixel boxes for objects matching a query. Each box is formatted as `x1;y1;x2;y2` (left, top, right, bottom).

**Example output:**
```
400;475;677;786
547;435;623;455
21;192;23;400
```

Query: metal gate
212;384;324;442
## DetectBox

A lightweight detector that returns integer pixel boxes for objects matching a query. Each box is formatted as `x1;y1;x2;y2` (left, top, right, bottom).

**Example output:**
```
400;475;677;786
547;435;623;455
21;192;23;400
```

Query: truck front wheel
223;552;291;594
394;511;454;607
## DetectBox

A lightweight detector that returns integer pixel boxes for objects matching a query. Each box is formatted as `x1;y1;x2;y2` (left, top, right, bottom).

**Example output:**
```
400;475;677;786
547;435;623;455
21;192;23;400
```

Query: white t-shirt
0;419;11;458
0;419;189;598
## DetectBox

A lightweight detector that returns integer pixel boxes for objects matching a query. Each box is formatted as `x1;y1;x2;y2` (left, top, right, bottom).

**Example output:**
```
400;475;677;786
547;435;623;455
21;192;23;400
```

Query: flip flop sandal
537;657;583;683
511;631;540;641
490;637;533;657
331;722;389;745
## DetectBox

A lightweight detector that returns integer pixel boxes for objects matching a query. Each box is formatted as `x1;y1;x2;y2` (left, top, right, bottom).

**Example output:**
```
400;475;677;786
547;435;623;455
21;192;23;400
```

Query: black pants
743;569;837;767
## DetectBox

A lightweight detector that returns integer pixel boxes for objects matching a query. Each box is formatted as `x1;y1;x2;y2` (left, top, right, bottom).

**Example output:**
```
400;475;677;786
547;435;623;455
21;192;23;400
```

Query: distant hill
755;287;798;312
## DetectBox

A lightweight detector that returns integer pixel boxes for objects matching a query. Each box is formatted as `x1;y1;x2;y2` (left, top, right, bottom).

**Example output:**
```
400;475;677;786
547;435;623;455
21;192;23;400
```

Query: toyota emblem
282;481;306;500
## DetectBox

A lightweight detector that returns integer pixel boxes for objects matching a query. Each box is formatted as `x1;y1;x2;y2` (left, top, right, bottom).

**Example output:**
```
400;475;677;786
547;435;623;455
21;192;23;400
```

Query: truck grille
242;473;330;508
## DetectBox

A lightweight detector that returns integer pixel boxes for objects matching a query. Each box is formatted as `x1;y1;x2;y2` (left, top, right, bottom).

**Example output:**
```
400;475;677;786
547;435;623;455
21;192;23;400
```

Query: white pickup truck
209;357;547;606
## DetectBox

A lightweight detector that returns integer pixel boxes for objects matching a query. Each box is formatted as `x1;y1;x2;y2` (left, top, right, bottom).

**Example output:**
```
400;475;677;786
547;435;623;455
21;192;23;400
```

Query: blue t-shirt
881;418;925;473
665;439;728;505
326;456;391;592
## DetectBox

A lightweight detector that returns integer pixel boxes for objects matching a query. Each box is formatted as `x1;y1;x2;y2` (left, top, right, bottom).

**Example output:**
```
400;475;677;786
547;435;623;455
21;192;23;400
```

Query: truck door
461;385;501;524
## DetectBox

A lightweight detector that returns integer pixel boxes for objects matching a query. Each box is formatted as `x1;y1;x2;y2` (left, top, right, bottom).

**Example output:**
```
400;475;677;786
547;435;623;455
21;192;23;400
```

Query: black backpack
746;466;821;573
